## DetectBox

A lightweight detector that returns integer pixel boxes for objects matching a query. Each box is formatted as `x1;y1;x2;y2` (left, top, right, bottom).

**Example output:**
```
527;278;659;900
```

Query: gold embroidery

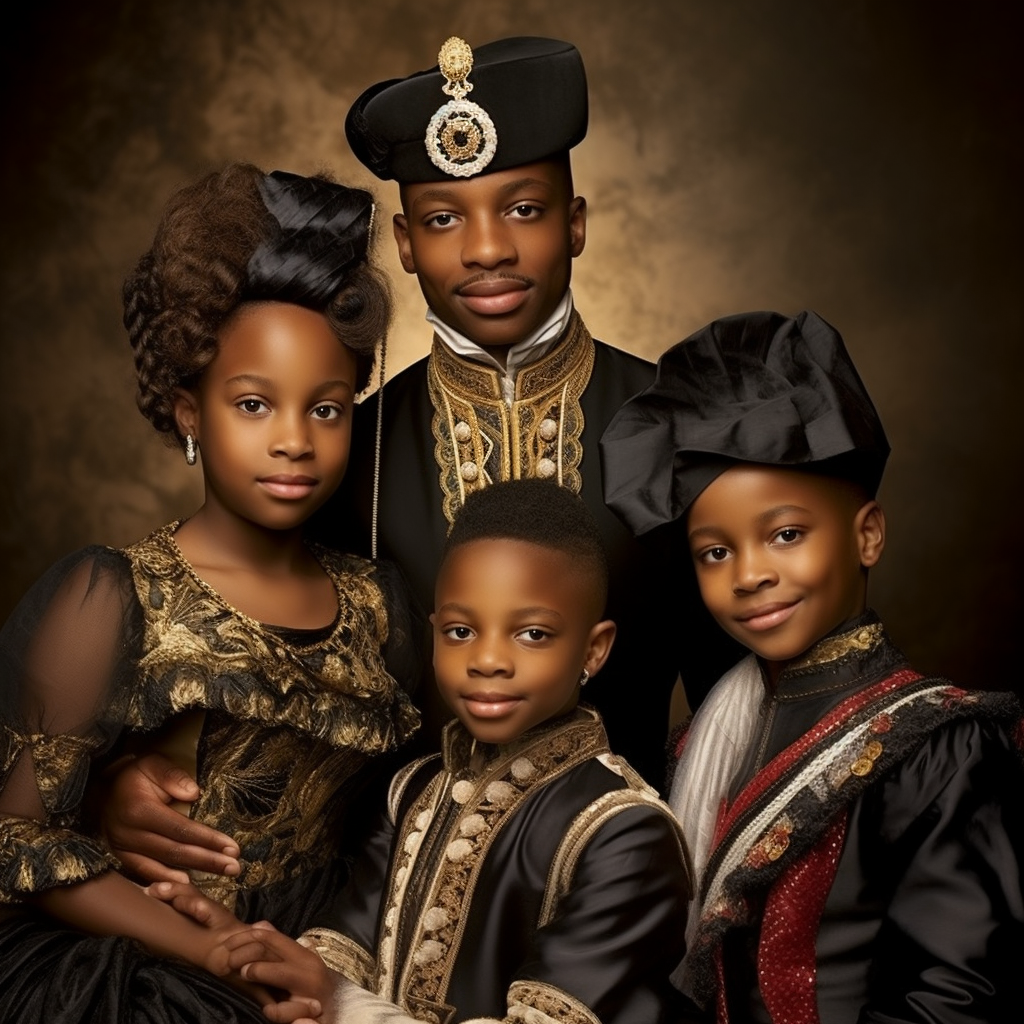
119;525;418;905
540;785;690;928
299;927;375;987
0;817;118;903
427;314;596;524
384;710;608;1013
789;622;885;671
507;980;601;1024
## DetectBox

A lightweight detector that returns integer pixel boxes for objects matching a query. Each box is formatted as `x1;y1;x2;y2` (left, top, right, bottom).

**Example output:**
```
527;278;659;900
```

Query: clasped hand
148;881;333;1024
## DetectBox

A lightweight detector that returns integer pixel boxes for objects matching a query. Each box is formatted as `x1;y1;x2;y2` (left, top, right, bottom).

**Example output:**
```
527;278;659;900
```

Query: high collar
425;310;596;525
440;705;608;779
765;610;907;701
426;290;575;392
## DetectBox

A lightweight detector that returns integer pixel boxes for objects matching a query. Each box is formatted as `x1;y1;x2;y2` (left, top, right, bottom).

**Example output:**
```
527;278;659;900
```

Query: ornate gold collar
426;311;596;524
787;619;886;673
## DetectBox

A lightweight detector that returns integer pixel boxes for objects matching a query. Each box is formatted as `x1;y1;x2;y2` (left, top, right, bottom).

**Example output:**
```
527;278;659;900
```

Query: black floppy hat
600;310;890;537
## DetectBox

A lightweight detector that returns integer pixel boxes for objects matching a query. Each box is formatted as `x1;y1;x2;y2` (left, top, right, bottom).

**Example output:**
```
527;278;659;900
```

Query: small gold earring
185;434;198;466
579;668;590;687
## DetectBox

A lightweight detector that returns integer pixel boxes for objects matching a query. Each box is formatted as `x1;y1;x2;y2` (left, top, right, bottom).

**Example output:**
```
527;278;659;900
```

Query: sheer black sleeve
0;547;143;901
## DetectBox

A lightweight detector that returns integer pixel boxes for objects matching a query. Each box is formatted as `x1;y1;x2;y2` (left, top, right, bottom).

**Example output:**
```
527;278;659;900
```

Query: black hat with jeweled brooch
346;36;588;182
600;310;891;537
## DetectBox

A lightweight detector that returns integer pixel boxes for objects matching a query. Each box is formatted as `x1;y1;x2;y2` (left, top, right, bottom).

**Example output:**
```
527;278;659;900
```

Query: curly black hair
123;163;391;447
442;480;609;607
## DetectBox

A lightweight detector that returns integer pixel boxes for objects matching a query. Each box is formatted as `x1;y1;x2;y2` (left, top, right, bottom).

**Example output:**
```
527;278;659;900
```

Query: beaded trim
427;313;596;524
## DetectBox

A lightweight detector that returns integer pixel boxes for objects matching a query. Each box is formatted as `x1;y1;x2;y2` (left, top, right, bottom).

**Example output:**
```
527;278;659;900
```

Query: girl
0;164;419;1022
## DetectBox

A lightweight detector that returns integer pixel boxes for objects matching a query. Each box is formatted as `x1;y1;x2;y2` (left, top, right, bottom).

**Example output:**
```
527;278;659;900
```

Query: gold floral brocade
427;313;596;524
0;526;418;906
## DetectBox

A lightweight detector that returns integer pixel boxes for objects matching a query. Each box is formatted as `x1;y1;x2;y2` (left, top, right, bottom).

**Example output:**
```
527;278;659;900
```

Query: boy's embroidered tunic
300;707;692;1024
672;613;1024;1024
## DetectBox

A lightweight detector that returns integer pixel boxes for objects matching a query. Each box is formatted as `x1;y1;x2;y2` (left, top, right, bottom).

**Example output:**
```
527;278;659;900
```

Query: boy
159;480;692;1024
600;310;1024;1023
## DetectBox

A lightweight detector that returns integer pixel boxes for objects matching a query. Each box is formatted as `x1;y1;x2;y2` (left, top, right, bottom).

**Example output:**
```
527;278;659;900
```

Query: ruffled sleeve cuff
0;816;118;903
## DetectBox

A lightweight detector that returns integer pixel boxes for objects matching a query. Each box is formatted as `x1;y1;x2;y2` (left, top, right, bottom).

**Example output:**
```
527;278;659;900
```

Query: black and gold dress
0;524;420;1023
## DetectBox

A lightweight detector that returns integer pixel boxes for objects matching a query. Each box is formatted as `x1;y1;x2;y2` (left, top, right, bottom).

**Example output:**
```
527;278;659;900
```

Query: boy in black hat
601;310;1024;1023
330;35;734;781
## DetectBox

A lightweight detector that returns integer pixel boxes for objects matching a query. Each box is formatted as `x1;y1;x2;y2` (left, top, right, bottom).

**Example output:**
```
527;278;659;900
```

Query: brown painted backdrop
2;1;1021;689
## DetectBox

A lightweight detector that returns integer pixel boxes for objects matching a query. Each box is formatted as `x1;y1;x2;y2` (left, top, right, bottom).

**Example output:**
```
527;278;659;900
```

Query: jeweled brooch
425;37;497;178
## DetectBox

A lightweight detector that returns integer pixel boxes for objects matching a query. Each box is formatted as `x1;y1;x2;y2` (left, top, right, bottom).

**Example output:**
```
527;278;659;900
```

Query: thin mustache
454;271;533;293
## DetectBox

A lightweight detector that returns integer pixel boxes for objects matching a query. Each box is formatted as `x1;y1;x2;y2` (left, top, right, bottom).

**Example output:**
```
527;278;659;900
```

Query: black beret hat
600;310;890;536
345;36;588;182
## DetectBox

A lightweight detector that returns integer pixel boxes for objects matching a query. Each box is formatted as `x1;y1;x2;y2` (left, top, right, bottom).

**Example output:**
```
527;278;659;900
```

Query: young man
326;35;735;780
601;310;1024;1022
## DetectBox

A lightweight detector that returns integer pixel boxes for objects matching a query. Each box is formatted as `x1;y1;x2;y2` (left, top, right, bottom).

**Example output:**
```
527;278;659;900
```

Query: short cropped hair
443;480;609;606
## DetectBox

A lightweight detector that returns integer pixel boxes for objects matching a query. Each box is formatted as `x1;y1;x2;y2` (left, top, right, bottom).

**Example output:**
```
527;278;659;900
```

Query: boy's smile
687;465;885;678
432;538;614;745
394;159;586;357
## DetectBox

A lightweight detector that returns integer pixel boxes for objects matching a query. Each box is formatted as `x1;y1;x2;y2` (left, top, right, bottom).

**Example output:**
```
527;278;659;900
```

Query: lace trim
427;313;595;525
0;816;118;902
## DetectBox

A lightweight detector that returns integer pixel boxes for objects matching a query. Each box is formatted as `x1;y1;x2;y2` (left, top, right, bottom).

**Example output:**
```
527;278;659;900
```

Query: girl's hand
222;924;333;1023
99;753;241;883
146;880;246;973
146;882;305;1011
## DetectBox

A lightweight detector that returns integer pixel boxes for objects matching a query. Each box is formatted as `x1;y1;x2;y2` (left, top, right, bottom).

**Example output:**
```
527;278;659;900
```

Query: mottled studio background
2;1;1021;691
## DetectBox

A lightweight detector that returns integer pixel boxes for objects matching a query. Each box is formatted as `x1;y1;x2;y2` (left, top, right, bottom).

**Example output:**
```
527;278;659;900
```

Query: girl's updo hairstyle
123;162;391;447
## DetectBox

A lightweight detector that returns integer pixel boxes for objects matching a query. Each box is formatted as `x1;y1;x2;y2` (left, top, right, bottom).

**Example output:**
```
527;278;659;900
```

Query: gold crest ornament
425;37;497;177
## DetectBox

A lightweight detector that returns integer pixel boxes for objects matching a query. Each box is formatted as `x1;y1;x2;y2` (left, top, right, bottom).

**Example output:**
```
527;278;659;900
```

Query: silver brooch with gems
425;37;497;178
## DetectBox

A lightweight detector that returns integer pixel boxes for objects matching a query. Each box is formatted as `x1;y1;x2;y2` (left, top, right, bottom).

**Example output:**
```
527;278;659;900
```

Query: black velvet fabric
600;309;890;537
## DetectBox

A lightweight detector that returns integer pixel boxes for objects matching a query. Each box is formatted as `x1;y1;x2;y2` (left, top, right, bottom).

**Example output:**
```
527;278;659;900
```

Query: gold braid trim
427;313;596;525
788;621;885;672
299;927;375;987
506;980;601;1024
388;755;441;825
383;710;609;1019
539;772;690;929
